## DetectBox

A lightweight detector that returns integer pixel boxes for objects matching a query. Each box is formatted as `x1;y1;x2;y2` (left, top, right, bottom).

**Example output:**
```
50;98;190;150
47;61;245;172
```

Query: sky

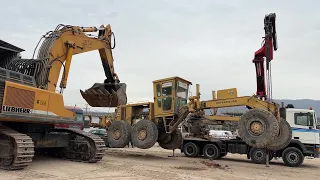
1;0;320;111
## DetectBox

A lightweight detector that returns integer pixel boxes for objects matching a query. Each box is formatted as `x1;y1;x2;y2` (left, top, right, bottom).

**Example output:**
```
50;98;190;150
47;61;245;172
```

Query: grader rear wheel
238;109;279;148
158;130;182;150
267;118;292;151
107;120;131;148
131;119;158;149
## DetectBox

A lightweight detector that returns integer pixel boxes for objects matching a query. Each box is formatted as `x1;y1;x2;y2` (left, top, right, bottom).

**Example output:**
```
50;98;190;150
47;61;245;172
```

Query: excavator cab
80;81;127;107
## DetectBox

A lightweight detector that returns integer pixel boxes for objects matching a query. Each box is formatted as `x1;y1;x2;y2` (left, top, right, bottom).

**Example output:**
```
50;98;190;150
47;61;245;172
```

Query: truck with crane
178;13;320;167
180;104;320;167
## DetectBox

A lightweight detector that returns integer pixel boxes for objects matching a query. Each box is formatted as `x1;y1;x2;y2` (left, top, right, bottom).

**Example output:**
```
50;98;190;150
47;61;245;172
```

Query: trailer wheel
239;109;279;148
203;144;220;160
282;147;304;167
267;118;292;151
107;120;131;148
249;148;273;164
183;142;199;157
131;119;158;149
158;130;182;150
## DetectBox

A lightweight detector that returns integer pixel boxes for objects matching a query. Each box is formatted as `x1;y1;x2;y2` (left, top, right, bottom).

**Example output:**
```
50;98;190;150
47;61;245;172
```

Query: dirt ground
1;146;319;180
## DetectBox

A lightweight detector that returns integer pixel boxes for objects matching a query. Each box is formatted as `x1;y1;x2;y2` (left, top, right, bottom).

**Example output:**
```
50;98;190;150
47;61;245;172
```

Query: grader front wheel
131;119;158;149
238;109;279;148
267;118;292;151
107;120;131;148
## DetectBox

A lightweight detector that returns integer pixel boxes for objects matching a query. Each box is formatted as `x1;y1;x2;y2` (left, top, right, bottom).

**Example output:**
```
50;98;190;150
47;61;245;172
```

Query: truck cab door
292;112;317;144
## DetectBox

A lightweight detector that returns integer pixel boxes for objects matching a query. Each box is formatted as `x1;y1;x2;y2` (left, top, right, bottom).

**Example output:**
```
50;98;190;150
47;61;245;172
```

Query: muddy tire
267;118;292;151
282;147;304;167
131;119;158;149
203;144;220;160
158;130;182;150
249;148;273;164
238;109;279;148
183;142;199;157
107;120;131;148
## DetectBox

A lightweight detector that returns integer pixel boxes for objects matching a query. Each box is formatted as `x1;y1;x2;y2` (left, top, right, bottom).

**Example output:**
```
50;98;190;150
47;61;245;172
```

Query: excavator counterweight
81;82;127;107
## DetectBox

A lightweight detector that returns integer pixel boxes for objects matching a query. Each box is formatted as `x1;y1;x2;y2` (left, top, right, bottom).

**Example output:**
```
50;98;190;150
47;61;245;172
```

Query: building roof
0;39;24;53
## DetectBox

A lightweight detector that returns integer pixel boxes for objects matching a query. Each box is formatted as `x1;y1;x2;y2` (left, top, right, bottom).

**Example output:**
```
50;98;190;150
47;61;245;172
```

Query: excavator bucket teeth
80;83;127;107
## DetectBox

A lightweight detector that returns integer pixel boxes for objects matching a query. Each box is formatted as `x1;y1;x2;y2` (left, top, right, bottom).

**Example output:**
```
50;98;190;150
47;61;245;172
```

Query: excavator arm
253;13;277;100
57;25;120;89
6;24;127;107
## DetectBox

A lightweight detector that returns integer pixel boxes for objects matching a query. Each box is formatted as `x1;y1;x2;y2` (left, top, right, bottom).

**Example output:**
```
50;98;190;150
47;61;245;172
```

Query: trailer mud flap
80;82;127;107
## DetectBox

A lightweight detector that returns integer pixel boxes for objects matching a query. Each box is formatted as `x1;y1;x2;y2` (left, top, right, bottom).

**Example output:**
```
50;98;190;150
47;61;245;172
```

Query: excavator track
0;125;35;170
47;128;107;163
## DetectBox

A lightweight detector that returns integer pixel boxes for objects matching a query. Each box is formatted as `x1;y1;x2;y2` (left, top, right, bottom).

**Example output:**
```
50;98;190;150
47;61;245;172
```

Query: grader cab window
175;81;188;112
161;82;172;111
156;84;161;97
162;97;172;111
162;82;172;96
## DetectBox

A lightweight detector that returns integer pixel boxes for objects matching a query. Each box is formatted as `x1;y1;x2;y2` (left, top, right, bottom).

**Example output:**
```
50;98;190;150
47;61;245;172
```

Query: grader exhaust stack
80;82;127;107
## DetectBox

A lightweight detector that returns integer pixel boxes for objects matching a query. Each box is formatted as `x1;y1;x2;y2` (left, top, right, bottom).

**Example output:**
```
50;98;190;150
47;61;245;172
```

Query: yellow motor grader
105;76;289;151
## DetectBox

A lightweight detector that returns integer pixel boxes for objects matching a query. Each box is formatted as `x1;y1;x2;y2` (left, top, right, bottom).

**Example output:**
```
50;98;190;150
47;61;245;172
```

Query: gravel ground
1;146;319;180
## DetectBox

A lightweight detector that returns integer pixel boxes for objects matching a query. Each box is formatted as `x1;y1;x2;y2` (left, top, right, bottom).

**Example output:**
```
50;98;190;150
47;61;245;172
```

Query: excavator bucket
80;83;127;107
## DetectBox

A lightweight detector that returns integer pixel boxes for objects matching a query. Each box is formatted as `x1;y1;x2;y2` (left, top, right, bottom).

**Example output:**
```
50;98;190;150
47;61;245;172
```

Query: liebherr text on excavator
0;24;127;170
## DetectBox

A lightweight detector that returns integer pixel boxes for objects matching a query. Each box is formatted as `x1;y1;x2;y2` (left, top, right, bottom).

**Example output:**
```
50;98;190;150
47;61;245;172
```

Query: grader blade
80;83;127;107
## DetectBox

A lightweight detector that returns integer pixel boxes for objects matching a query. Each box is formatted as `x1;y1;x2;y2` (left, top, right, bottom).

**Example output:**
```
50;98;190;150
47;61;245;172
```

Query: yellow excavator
0;24;126;170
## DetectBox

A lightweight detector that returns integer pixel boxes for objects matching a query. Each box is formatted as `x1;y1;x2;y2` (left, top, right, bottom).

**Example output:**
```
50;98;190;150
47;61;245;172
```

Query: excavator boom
6;24;127;107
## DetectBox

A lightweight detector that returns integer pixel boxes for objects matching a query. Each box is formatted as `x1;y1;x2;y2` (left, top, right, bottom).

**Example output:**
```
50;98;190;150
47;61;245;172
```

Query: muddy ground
1;146;319;180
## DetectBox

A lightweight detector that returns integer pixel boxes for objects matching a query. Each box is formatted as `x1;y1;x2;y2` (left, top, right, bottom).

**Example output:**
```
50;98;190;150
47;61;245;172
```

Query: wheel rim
186;146;194;155
207;148;214;156
138;129;147;140
287;152;299;164
253;150;265;161
113;129;121;140
250;121;263;135
247;118;266;137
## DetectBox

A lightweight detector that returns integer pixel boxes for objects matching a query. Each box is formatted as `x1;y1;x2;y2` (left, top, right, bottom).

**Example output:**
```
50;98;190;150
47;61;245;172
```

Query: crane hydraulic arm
6;24;127;107
253;13;277;100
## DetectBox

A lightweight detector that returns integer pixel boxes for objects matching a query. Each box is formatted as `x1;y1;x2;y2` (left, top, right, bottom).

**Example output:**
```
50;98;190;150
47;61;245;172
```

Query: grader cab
107;77;192;150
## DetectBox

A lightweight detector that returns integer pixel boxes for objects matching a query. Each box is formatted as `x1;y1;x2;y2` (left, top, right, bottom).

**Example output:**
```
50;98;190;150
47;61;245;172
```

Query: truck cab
285;107;319;145
282;106;320;160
